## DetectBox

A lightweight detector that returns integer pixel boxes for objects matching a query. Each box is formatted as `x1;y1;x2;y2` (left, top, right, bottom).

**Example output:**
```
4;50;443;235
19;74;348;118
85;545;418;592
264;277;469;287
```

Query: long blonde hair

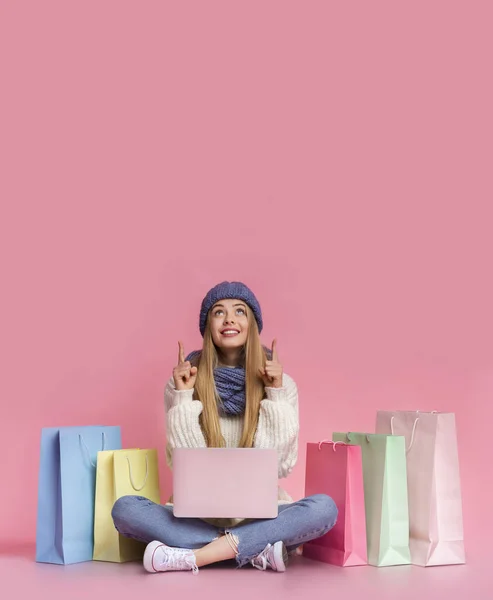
190;305;267;448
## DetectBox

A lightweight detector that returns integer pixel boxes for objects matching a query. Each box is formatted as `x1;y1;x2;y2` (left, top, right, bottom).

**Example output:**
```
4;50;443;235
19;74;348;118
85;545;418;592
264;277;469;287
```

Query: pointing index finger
271;339;279;362
178;341;185;364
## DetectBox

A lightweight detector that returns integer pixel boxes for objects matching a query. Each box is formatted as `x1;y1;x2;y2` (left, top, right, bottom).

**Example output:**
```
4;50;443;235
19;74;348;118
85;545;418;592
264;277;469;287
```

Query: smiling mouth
221;330;240;337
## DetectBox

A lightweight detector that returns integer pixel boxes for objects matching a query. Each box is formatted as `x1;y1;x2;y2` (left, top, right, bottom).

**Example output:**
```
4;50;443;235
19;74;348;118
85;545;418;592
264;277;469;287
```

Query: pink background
1;1;492;566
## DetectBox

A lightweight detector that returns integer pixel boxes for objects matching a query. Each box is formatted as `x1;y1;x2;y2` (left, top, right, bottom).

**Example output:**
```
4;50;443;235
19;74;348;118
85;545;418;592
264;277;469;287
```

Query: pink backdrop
1;1;492;563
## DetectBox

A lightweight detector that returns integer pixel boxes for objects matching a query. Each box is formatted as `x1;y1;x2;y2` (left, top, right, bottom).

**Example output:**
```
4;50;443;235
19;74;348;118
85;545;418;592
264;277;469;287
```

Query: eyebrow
212;303;246;309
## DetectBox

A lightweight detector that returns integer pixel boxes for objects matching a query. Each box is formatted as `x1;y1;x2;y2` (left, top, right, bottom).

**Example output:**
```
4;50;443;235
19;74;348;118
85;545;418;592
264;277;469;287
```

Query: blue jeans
112;494;338;567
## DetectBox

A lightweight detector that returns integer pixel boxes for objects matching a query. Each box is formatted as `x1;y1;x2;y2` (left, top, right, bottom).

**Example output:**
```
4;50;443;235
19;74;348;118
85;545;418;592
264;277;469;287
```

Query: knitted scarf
185;348;271;416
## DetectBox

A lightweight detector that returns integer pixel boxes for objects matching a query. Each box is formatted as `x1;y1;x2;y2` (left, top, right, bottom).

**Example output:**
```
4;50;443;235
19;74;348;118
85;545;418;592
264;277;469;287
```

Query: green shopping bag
332;432;410;567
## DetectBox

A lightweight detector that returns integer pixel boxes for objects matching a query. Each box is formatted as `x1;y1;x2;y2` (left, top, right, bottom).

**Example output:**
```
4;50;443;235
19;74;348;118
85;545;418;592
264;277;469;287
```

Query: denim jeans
111;493;338;567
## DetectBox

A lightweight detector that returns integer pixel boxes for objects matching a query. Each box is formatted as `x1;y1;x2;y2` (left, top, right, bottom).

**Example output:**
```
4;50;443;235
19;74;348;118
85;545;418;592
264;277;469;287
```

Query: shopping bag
36;425;122;564
376;411;465;566
304;440;367;566
332;432;410;567
93;448;160;562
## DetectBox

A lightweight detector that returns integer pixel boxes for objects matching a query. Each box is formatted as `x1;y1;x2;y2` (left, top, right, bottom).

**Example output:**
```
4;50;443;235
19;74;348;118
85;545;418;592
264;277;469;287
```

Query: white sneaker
251;541;288;572
143;540;199;574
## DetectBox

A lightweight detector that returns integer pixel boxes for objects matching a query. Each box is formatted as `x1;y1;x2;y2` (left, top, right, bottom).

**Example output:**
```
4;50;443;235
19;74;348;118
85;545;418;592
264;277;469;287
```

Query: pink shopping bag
304;440;367;566
376;411;465;566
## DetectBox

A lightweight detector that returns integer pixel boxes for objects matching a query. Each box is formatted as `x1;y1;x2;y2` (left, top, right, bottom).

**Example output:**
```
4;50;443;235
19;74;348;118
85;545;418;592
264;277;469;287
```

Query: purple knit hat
199;281;263;337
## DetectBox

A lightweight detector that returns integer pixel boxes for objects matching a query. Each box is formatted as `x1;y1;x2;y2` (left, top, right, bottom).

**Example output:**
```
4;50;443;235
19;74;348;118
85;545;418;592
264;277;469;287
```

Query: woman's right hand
173;341;198;390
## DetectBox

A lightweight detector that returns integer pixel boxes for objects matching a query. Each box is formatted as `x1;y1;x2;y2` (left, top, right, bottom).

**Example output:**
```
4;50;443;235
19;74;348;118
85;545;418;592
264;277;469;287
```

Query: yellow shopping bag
93;448;160;562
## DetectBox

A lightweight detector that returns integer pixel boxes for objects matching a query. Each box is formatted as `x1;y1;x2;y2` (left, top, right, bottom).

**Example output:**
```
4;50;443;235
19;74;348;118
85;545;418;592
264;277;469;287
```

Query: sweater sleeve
253;372;299;479
164;376;207;469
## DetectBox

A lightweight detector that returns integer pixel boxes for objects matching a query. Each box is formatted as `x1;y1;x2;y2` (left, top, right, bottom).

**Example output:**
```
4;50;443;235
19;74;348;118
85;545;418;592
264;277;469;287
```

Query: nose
224;315;235;324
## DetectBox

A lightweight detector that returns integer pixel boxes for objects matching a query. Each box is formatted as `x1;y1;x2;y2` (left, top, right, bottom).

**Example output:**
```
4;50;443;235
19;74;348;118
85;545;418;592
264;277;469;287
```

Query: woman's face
209;298;249;350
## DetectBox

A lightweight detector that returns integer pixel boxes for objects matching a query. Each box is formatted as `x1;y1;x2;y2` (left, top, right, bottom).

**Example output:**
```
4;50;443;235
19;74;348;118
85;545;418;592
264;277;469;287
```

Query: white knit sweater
164;372;299;521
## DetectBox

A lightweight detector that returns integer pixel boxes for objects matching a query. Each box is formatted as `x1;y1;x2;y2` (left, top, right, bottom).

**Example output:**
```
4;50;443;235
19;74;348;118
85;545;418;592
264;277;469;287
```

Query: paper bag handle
79;432;107;467
318;440;346;452
390;416;419;453
126;453;149;491
346;432;372;443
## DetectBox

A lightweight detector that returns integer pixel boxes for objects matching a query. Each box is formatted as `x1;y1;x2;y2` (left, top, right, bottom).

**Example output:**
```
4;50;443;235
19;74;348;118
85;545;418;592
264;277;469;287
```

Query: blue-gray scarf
185;349;271;416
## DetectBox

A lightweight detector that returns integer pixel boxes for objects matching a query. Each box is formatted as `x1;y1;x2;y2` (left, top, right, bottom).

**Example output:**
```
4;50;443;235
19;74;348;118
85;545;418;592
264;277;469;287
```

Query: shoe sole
272;542;289;572
143;540;165;573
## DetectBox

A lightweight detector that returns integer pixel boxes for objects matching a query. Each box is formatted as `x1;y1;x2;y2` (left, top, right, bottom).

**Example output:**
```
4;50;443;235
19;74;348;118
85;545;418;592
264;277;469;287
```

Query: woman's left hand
259;339;283;388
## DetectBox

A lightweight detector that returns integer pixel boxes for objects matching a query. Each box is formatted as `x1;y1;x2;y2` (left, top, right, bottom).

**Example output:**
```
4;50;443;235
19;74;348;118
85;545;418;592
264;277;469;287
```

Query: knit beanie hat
199;281;263;337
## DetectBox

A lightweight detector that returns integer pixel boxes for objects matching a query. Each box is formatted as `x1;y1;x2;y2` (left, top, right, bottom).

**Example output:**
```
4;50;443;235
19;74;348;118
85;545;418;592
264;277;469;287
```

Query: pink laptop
172;448;279;518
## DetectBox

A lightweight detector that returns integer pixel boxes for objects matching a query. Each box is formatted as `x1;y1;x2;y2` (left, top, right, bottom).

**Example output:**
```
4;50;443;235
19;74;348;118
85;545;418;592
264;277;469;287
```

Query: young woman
112;281;337;574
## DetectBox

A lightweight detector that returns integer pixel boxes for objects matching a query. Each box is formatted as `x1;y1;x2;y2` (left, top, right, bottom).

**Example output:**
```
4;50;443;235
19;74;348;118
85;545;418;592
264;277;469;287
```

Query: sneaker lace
251;543;272;571
159;547;199;575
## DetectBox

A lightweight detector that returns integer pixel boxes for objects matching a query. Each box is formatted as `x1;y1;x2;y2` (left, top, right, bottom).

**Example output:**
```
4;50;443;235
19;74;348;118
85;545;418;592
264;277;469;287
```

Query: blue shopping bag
36;426;122;565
